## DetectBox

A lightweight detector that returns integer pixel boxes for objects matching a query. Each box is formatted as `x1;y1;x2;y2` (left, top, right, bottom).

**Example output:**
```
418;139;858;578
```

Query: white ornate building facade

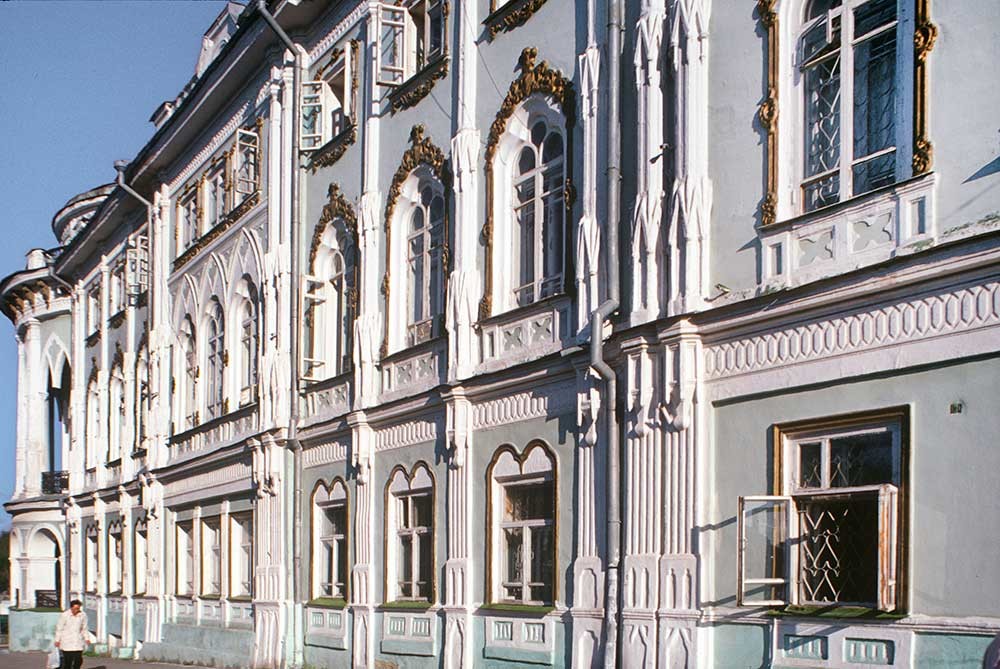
3;0;999;667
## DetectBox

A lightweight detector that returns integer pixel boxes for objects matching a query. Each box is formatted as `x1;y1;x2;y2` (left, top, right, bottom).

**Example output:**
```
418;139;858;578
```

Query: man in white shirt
53;599;88;669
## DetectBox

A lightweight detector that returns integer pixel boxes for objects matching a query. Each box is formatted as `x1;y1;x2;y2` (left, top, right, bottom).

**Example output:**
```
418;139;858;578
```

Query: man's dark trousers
60;650;83;669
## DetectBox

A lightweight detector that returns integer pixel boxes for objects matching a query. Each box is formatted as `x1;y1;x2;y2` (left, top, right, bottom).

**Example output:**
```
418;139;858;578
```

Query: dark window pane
798;496;878;605
804;55;842;180
505;482;554;521
542;133;563;162
830;431;894;486
418;533;433;598
806;0;842;21
799;442;823;488
853;150;896;195
504;527;523;583
531;121;547;147
853;30;896;160
518;146;536;175
854;0;895;36
413;494;433;528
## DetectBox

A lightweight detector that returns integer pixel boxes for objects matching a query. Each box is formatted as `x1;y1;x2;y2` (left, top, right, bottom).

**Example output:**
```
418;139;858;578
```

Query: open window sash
737;495;791;606
301;81;328;150
376;4;406;87
235;128;260;197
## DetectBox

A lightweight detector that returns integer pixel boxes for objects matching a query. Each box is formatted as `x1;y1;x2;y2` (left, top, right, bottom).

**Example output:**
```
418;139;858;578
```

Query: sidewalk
0;651;194;669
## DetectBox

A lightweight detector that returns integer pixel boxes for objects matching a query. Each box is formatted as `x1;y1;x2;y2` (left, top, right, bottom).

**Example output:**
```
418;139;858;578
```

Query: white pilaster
667;0;713;317
444;391;472;668
23;318;44;497
349;412;375;668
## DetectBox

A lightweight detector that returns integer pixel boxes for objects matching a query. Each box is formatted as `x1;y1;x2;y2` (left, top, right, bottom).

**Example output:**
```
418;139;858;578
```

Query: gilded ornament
912;137;934;175
389;56;449;113
485;0;549;39
381;125;451;358
481;47;575;320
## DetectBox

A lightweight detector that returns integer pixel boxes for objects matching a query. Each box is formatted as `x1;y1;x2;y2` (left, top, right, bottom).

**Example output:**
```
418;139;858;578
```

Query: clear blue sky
0;1;232;529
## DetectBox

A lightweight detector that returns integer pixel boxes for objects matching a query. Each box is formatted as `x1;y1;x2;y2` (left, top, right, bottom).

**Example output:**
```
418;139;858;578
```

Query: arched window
482;50;574;319
236;280;259;404
513;118;565;306
178;316;197;430
385;463;435;603
134;516;148;595
85;523;100;593
205;300;225;419
312;478;349;600
405;181;445;345
135;344;150;450
487;441;557;605
108;366;125;463
306;198;357;381
85;377;100;469
382;127;449;356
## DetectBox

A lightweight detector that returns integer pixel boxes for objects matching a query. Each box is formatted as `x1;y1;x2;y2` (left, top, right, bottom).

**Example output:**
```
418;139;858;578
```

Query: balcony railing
41;471;69;495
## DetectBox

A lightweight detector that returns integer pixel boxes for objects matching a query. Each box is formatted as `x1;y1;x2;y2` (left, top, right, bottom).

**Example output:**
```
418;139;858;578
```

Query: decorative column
572;366;605;668
443;391;472;668
446;0;481;382
119;487;134;650
23;317;45;498
348;412;376;668
148;186;171;471
355;5;385;409
656;322;701;669
66;499;83;597
14;328;27;497
666;0;712;316
631;3;666;322
576;38;602;334
620;340;664;668
138;473;165;644
251;435;288;668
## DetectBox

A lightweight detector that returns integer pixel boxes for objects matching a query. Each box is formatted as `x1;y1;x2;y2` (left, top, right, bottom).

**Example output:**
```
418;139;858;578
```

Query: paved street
0;651;193;669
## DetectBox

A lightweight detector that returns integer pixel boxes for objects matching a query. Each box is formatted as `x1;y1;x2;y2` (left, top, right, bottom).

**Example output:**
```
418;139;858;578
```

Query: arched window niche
204;298;226;420
233;277;260;405
384;462;436;604
305;184;358;382
381;125;450;359
481;47;575;320
311;477;350;602
177;315;198;431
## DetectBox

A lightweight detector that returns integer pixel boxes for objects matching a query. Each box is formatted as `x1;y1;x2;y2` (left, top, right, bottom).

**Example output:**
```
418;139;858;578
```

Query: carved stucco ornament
480;47;576;320
485;0;549;40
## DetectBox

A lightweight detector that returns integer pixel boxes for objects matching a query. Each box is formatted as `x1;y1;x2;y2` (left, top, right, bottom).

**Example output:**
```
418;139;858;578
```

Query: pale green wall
707;356;1000;616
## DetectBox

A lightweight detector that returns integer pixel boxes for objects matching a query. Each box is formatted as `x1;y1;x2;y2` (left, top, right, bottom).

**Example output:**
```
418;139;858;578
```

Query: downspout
596;0;623;666
256;2;305;665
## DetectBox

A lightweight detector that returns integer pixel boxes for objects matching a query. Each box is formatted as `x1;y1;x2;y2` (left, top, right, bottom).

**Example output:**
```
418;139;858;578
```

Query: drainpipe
595;0;623;666
256;1;305;665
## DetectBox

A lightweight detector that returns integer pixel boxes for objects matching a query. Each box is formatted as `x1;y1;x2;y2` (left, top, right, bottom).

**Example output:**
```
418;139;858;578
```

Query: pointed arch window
513;119;565;307
312;479;350;601
85;378;101;469
108;367;125;463
206;300;226;419
385;463;435;603
487;442;557;606
305;195;357;382
382;127;450;357
135;344;150;451
178;316;198;430
405;181;446;345
237;281;260;404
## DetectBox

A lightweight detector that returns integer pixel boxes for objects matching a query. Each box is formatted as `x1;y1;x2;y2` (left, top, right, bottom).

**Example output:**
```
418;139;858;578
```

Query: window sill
108;309;126;329
484;0;548;40
200;594;221;601
86;331;100;348
308;597;347;610
173;191;261;271
105;458;122;468
307;124;358;172
764;174;932;232
477;290;568;327
380;600;434;611
764;605;906;621
131;448;147;459
479;602;555;616
227;596;253;603
382;332;445;365
388;54;449;113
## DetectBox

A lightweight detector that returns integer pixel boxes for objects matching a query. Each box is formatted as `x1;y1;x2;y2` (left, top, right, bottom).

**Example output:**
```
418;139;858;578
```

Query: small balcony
41;471;69;495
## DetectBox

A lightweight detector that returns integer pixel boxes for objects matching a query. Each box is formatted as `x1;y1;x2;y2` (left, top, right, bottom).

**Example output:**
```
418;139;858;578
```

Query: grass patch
766;605;906;620
307;597;347;610
478;603;555;615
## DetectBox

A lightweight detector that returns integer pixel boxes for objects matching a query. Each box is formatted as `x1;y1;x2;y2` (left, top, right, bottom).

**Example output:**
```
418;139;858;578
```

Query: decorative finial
519;47;538;72
409;124;425;144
